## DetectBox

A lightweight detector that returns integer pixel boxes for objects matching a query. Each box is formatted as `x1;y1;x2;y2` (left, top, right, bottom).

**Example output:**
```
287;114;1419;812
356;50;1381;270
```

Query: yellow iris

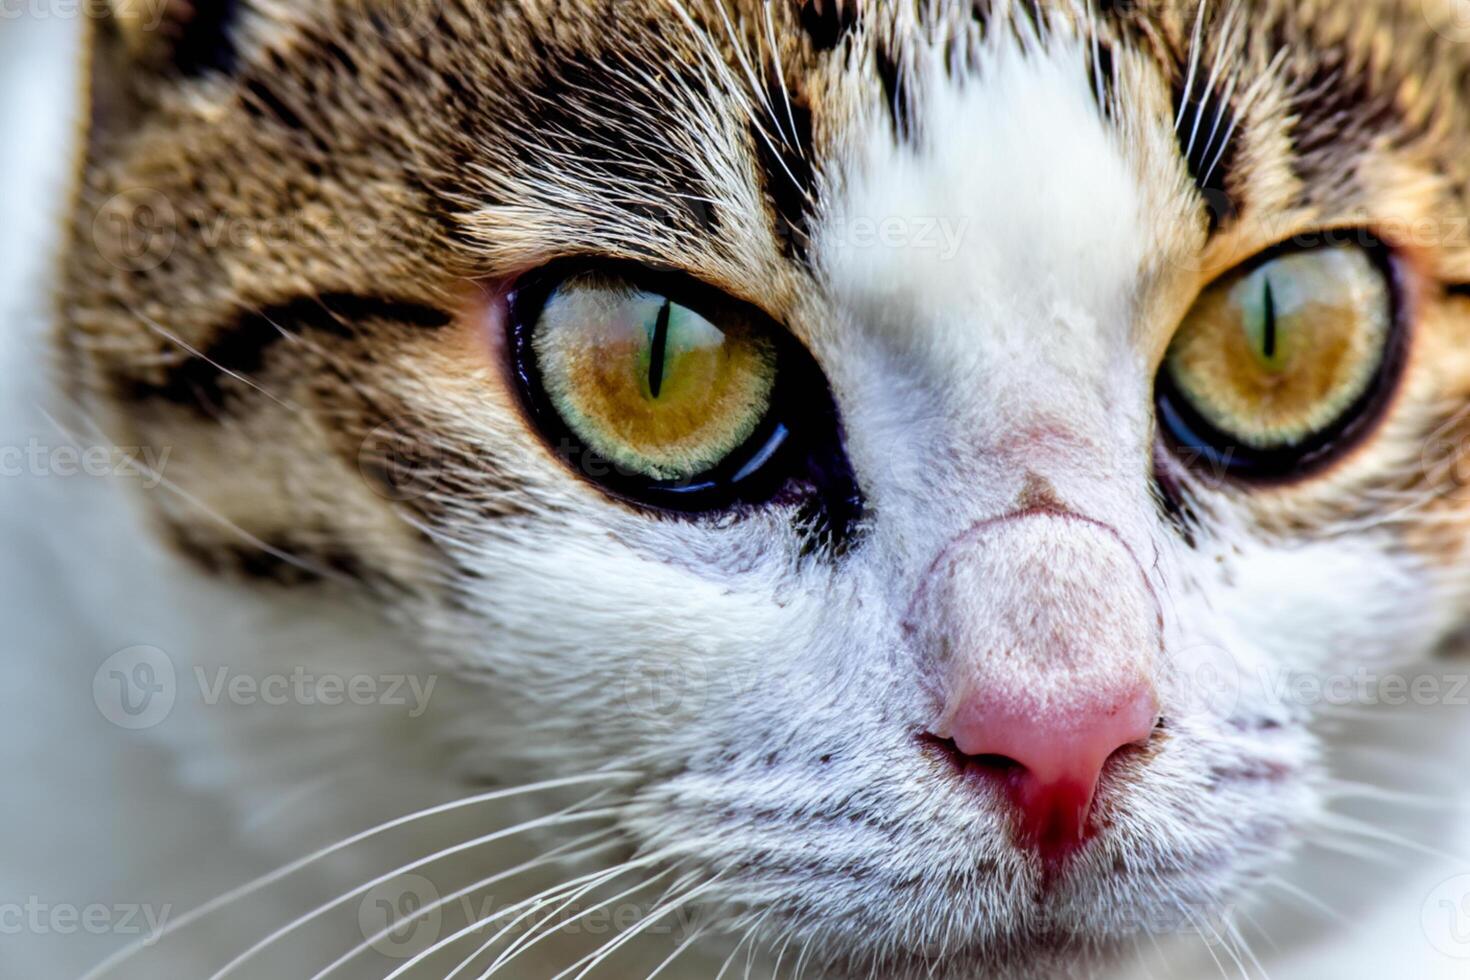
1164;245;1392;450
533;277;778;482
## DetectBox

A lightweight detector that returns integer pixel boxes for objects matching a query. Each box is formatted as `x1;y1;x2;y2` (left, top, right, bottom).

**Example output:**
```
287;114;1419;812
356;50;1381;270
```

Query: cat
6;0;1470;977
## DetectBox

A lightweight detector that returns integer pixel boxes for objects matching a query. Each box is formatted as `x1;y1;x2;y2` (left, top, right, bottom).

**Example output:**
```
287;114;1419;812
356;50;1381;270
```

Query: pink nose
908;505;1165;863
941;680;1160;858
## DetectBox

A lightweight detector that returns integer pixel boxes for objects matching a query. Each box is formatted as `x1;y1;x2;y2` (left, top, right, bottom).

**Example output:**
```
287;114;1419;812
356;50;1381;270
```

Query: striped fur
46;1;1470;977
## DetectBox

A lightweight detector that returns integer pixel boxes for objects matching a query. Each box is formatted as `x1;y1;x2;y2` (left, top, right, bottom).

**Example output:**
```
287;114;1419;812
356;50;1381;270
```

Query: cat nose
906;504;1164;863
937;678;1159;858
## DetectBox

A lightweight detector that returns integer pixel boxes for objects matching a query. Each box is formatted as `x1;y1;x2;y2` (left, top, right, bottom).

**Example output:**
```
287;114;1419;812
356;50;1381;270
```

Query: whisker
131;307;301;414
553;872;726;980
1303;833;1401;867
1185;1;1244;167
769;928;797;980
1261;876;1348;926
1322;778;1462;812
471;866;678;978
743;908;775;980
1224;916;1271;980
1312;811;1468;864
1174;0;1210;131
209;802;622;978
714;916;763;980
1130;935;1160;980
381;856;665;980
791;938;815;980
1204;918;1251;980
1232;905;1281;956
762;0;803;151
644;923;710;980
46;407;352;585
311;829;621;979
79;773;633;980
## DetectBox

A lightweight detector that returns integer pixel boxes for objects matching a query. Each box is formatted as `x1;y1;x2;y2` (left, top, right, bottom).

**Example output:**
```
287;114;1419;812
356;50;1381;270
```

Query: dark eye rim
506;258;859;518
1155;233;1411;483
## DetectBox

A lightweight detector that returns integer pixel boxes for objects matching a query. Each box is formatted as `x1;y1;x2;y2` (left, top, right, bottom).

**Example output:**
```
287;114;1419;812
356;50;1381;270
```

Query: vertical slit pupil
1262;277;1278;360
649;299;673;399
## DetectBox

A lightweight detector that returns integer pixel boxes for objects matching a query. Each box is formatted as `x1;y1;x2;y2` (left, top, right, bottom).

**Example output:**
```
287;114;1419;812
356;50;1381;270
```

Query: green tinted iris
1164;245;1392;451
636;299;730;403
532;277;778;481
1237;272;1290;374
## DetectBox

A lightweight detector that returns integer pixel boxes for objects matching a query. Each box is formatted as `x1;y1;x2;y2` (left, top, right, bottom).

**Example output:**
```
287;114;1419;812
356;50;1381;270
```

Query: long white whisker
79;772;634;980
471;866;677;978
714;917;762;980
132;308;301;413
382;857;663;980
1324;778;1464;812
555;873;726;980
645;923;710;980
1174;0;1210;131
311;829;621;979
1261;877;1348;926
209;804;622;978
1303;833;1400;867
1313;811;1468;864
744;913;764;980
1225;916;1272;980
769;928;797;980
1204;918;1250;980
762;0;802;149
1130;935;1160;980
1232;905;1281;956
1173;904;1229;980
1186;2;1242;164
40;407;346;585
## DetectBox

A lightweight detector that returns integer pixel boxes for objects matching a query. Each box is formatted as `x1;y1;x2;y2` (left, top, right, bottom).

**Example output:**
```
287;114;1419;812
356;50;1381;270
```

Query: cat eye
1156;238;1405;479
508;263;859;518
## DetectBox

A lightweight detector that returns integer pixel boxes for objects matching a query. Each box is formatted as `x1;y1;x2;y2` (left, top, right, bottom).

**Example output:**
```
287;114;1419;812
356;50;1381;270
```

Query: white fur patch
818;34;1149;371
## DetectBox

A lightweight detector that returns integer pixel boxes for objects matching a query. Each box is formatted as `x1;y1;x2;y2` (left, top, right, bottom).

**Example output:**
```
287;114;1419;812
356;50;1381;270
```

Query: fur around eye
1157;236;1406;480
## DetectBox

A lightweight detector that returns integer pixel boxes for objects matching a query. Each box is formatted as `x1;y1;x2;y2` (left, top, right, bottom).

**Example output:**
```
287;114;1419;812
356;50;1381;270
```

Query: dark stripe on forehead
499;45;722;237
797;0;859;51
874;43;912;144
1285;52;1405;205
119;294;451;414
1089;40;1118;120
753;80;819;262
1174;61;1240;233
172;0;244;77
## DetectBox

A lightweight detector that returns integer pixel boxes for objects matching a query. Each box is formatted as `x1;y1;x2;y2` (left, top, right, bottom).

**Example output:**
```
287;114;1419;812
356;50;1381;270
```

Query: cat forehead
428;0;1467;320
813;28;1172;366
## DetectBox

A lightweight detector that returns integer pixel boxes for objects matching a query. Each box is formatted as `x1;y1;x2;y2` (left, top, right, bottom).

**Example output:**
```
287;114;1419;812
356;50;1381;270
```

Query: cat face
64;0;1470;976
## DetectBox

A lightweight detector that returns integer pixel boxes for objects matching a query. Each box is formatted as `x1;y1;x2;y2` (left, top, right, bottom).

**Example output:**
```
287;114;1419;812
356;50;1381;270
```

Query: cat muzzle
909;507;1164;864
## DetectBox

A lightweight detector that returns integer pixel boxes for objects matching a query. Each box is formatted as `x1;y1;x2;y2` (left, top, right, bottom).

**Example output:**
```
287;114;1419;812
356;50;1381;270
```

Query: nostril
919;735;1026;783
968;753;1025;773
921;681;1161;862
